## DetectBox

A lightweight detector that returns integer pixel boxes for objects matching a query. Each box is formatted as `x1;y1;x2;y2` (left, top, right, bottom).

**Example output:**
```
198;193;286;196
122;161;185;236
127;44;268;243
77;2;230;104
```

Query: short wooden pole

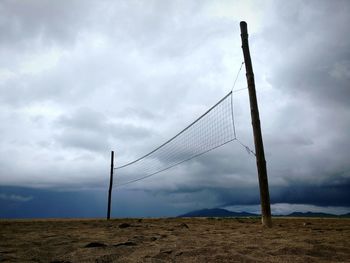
240;21;272;227
107;150;114;220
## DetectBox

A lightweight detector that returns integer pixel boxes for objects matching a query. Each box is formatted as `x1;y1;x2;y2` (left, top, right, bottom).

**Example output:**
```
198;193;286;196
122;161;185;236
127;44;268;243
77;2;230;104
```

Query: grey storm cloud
0;0;349;216
260;0;350;107
55;107;153;153
0;0;96;47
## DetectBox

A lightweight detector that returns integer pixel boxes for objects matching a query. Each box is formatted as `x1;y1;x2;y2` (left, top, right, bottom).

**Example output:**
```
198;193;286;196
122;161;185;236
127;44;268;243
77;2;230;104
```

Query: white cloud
19;48;63;75
0;193;33;202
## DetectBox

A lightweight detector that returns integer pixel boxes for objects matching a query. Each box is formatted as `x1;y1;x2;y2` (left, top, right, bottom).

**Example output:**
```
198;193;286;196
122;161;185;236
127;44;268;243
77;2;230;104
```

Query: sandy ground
0;217;349;262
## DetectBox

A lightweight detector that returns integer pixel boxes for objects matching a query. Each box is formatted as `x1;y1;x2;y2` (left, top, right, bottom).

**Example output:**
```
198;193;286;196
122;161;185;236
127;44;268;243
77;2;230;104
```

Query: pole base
262;216;272;228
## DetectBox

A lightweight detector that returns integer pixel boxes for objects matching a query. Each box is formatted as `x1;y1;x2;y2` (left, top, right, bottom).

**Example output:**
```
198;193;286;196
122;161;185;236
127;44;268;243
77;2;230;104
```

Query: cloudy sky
0;0;349;218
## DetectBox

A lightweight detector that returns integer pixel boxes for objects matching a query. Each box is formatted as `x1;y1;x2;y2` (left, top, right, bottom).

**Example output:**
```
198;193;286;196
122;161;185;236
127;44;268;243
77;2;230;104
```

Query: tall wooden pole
240;21;272;227
107;150;114;220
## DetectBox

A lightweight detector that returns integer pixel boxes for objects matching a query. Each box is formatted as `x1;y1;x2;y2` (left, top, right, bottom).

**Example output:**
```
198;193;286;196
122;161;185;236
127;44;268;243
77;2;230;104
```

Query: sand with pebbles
1;217;349;262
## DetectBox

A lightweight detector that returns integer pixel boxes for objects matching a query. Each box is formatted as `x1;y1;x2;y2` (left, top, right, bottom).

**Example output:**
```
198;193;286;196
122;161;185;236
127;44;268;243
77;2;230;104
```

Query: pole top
240;21;248;35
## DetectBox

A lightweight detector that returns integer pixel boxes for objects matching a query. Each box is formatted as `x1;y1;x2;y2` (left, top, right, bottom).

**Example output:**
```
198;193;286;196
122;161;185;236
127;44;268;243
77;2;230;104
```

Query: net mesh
115;91;236;186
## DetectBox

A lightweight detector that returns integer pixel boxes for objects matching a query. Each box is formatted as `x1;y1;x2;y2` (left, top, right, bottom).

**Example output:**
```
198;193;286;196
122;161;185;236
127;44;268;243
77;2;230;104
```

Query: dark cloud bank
1;174;349;218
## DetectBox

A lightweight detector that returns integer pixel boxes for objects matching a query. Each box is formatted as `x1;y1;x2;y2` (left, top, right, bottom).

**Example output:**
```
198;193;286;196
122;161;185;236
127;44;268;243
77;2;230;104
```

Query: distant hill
285;212;350;218
340;212;350;218
286;212;338;218
178;208;350;218
178;208;258;218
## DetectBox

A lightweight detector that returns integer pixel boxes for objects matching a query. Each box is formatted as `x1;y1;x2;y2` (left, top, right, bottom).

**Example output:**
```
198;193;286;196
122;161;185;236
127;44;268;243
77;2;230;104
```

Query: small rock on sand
114;241;137;247
178;223;189;229
119;223;131;228
84;242;107;248
160;249;173;254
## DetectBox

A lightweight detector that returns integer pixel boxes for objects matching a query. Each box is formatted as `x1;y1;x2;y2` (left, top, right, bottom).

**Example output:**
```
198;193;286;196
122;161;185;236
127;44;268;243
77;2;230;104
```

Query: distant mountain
178;208;258;218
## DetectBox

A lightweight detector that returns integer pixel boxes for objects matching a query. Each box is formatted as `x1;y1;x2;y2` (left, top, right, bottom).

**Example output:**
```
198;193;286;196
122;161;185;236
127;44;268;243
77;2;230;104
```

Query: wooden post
240;21;272;227
107;150;114;220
